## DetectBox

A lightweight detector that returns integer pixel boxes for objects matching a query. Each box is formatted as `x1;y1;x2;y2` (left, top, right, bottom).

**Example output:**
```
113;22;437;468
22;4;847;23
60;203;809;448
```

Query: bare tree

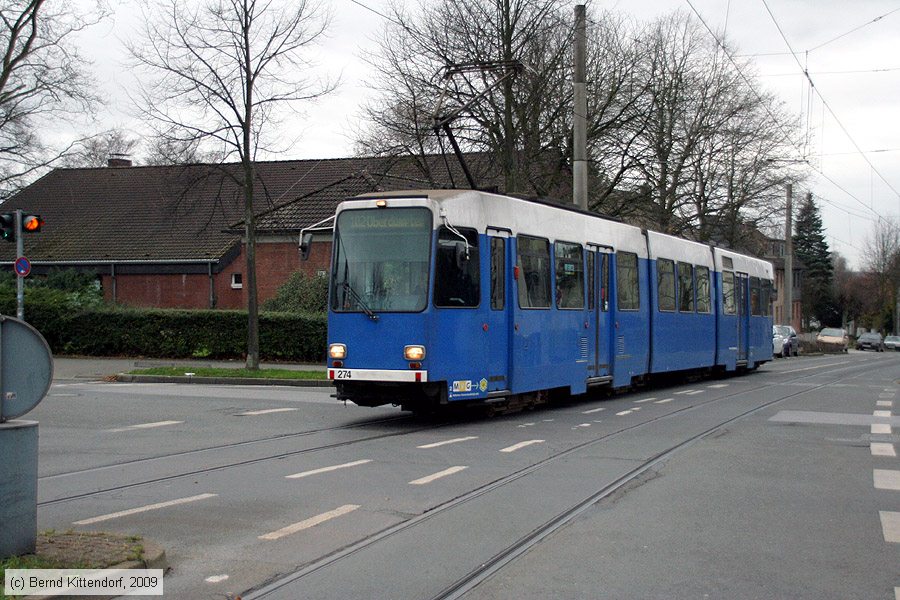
128;0;333;369
0;0;104;195
62;128;141;168
358;0;591;194
142;135;224;166
862;217;900;332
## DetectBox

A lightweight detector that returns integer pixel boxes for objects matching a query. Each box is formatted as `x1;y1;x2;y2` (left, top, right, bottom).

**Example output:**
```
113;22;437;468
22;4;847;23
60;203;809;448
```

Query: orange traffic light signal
22;214;43;232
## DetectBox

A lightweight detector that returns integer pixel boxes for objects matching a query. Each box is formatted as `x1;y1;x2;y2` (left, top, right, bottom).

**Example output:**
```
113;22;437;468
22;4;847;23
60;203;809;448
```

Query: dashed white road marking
872;424;893;435
286;459;372;479
616;410;633;416
894;586;899;600
874;469;900;491
874;410;893;418
417;436;478;449
879;511;900;543
872;443;897;457
516;422;536;428
500;440;545;453
582;407;606;414
409;466;468;485
259;505;360;540
106;420;183;433
673;390;695;395
877;400;893;408
880;393;896;399
633;398;656;404
573;423;591;429
237;408;298;416
684;390;704;396
707;384;729;389
654;398;673;404
73;493;218;526
50;393;78;397
205;575;229;584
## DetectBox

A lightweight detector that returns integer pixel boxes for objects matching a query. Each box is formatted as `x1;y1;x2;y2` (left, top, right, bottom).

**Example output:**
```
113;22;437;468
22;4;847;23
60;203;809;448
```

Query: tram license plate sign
334;369;352;379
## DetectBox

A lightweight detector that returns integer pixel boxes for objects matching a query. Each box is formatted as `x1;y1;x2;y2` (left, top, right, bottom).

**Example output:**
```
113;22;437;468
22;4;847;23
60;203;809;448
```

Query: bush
262;271;328;314
0;302;327;362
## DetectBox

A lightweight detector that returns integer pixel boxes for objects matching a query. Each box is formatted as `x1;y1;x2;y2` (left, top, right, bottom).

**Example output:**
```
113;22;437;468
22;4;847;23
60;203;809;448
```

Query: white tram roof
346;190;771;277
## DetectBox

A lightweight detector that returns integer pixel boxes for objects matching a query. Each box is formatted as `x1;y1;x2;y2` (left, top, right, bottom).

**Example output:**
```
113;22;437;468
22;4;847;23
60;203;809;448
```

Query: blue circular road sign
14;256;30;277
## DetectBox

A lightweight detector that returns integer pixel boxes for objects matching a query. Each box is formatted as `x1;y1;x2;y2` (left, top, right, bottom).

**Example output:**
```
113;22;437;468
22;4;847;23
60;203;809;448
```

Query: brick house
0;155;498;309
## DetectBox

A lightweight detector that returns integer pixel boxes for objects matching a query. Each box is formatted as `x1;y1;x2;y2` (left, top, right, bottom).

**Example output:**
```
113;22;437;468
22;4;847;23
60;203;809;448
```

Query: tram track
242;355;890;600
37;413;448;507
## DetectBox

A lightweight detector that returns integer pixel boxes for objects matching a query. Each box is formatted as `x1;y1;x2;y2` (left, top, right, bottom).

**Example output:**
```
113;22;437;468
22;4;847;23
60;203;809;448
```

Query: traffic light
0;212;43;241
22;214;43;233
0;212;14;242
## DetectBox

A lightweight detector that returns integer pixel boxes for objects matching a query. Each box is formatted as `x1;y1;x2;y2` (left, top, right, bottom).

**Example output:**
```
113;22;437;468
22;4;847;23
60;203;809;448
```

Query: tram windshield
331;207;432;313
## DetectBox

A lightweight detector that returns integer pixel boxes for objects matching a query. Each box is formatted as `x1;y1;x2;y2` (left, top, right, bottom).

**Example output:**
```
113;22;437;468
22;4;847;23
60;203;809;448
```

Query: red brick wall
235;240;332;306
103;273;214;309
99;239;332;310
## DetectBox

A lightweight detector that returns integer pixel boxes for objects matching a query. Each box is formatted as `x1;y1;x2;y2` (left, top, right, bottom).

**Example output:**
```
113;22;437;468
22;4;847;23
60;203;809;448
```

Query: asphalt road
31;351;900;599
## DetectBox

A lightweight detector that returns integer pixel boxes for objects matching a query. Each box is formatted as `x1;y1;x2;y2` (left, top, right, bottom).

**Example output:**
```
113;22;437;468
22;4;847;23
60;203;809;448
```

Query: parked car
773;326;786;358
857;332;885;352
817;327;849;353
775;324;799;357
885;335;900;351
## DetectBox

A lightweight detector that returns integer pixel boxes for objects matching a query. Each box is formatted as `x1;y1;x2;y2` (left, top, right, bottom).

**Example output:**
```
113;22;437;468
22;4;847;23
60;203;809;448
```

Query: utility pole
784;185;793;329
573;4;587;210
15;210;24;320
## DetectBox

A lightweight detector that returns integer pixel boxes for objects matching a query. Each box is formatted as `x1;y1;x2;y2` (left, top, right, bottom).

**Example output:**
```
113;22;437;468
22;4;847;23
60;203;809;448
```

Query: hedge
0;299;327;362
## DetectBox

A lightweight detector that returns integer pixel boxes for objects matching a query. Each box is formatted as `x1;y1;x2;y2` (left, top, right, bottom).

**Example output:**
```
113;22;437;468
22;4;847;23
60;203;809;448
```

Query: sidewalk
52;356;326;384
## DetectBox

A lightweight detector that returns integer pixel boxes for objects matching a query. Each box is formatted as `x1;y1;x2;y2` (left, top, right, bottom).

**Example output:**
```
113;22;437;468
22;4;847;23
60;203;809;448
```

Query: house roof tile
0;154;495;264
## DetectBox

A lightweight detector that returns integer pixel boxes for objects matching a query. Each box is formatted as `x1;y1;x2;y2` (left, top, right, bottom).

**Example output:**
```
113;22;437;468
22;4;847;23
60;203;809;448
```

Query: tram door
486;232;511;392
587;246;612;380
735;272;750;363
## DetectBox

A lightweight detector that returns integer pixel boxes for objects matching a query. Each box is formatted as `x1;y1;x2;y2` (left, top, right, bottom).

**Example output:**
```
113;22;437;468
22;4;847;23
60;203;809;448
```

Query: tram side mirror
299;232;313;261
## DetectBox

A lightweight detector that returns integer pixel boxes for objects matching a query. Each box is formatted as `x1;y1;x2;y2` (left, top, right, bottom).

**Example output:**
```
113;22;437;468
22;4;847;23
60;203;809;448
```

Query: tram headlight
404;345;426;361
329;343;347;359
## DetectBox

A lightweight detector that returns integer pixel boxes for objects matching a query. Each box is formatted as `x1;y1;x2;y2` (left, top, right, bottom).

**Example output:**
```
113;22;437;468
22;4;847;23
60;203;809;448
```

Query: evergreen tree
793;195;835;327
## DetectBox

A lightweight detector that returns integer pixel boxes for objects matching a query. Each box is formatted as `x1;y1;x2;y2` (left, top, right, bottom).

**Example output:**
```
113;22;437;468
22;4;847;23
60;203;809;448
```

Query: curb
24;539;168;600
114;373;334;387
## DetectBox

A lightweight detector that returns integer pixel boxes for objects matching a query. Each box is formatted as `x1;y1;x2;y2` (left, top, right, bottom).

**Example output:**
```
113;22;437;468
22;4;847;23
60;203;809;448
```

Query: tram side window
490;237;505;310
601;253;610;311
696;266;711;313
750;277;761;316
657;258;676;312
434;227;480;307
586;252;595;310
617;251;640;311
678;262;694;312
762;279;773;316
555;241;584;309
722;271;736;315
517;236;551;308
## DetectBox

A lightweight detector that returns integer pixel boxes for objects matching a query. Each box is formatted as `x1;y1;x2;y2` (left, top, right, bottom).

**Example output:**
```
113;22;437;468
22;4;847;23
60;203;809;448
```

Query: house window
231;273;243;289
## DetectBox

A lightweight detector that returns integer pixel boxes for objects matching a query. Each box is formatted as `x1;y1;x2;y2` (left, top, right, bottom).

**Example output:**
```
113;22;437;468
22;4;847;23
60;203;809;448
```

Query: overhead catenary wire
760;0;900;205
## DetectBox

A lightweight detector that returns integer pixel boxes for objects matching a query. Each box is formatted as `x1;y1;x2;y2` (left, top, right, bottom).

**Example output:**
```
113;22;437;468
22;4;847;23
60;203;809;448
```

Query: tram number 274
334;369;352;379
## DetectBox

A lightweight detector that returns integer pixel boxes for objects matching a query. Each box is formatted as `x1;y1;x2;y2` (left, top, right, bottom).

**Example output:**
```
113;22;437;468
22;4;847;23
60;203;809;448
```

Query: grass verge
129;366;326;380
1;532;143;600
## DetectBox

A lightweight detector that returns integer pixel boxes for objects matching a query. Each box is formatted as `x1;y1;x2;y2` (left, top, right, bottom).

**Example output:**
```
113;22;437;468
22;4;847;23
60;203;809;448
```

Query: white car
773;326;787;358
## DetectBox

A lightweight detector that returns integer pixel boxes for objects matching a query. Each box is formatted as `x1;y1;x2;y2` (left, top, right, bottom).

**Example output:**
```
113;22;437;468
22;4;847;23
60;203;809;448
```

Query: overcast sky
75;0;900;269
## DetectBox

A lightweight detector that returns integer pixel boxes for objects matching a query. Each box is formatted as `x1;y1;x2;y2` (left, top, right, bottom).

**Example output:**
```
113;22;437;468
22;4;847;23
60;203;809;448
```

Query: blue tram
324;190;774;411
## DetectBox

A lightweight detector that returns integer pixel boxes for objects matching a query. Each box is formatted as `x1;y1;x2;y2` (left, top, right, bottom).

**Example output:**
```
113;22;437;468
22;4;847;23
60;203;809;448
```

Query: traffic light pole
15;210;23;320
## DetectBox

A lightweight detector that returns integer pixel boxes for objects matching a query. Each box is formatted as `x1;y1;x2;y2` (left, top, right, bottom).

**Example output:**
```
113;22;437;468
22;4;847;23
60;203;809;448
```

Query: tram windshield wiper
342;282;379;321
